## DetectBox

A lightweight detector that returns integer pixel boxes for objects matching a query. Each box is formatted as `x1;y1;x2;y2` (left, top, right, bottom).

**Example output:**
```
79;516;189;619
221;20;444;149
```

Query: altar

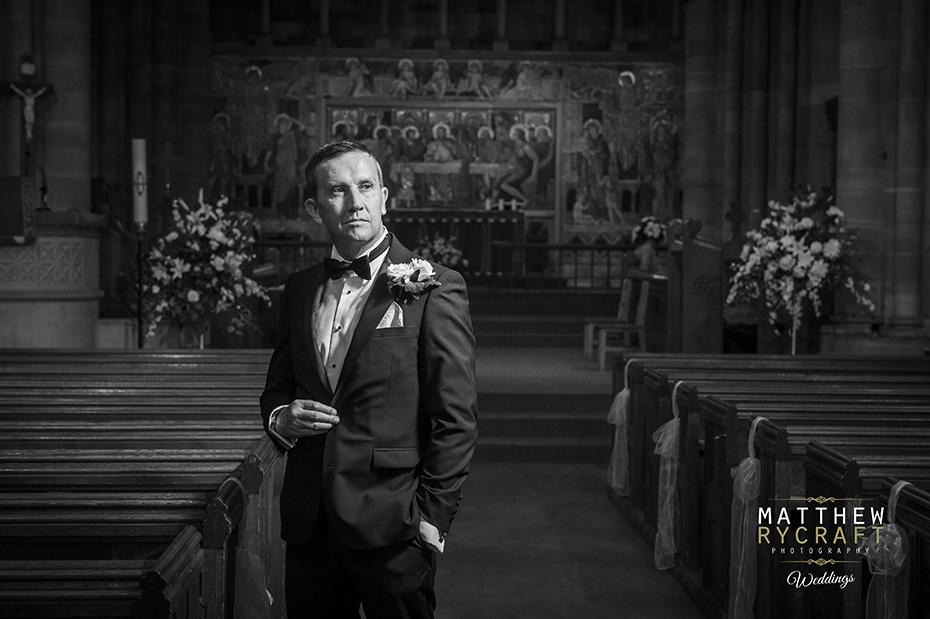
384;208;524;279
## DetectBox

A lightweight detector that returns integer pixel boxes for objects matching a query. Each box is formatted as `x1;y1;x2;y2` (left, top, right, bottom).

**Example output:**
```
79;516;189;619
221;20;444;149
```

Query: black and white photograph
0;1;928;618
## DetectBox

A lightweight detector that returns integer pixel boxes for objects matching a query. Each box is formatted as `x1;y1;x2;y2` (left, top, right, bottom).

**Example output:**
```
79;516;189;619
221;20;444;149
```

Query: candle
131;139;148;225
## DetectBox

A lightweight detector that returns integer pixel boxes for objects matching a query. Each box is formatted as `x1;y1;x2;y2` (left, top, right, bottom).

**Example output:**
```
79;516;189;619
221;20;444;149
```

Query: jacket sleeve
416;268;479;534
260;273;299;455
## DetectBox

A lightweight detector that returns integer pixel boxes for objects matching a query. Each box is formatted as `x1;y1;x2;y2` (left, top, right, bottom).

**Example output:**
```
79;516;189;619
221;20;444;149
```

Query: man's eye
331;187;344;196
359;183;373;191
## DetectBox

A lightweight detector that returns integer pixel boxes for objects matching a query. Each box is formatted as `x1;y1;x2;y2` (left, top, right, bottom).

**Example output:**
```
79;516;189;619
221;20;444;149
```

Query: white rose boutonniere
386;258;441;304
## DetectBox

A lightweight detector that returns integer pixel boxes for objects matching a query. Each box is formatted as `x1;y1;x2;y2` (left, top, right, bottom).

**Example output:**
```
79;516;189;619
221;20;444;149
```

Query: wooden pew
614;354;930;530
626;368;930;543
0;350;282;619
0;525;205;619
793;443;930;619
609;354;930;619
697;396;930;615
0;439;279;619
877;477;930;619
748;425;930;619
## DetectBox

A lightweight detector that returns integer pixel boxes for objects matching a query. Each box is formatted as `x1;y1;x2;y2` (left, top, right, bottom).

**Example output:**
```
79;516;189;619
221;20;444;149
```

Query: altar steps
475;348;613;464
468;288;621;348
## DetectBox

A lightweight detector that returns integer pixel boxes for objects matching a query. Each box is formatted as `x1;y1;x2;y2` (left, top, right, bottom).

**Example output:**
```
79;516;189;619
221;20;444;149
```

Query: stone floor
436;461;704;619
431;346;704;618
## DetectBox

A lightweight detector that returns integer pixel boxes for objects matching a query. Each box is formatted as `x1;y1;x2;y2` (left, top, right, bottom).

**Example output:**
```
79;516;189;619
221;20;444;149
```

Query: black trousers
285;505;437;619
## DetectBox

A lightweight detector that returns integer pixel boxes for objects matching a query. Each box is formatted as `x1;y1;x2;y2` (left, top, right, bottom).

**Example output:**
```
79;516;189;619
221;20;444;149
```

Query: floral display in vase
726;186;875;353
413;234;469;270
631;216;668;274
142;191;270;347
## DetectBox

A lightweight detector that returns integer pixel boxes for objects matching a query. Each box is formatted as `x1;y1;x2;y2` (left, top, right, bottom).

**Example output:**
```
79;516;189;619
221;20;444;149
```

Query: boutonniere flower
386;258;441;304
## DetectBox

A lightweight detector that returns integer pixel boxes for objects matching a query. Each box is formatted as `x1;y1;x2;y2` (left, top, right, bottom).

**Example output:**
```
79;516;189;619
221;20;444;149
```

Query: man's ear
380;186;388;216
304;198;322;223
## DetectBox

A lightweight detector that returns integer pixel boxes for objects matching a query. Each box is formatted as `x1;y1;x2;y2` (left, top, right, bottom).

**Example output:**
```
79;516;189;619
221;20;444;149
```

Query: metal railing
491;241;668;289
254;237;669;291
253;238;331;286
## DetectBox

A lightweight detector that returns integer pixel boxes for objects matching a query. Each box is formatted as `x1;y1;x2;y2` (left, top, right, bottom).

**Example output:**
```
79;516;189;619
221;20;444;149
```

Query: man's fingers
296;400;338;417
291;408;340;425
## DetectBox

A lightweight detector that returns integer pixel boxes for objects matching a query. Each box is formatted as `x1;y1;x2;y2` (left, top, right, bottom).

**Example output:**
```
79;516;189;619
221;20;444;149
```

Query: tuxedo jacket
260;237;478;550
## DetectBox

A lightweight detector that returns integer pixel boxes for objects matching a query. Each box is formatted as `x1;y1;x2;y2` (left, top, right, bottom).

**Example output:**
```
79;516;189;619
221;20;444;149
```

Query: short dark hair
304;140;384;200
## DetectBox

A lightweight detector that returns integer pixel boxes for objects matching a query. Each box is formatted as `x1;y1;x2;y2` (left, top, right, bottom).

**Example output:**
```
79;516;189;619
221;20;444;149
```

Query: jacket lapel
301;265;334;400
335;237;413;394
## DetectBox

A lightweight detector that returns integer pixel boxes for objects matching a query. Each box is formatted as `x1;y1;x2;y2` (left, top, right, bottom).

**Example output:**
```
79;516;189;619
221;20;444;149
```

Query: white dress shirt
268;230;445;551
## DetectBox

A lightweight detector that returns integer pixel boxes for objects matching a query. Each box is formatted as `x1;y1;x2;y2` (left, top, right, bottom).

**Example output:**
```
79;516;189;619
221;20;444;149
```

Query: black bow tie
323;234;391;281
324;255;372;280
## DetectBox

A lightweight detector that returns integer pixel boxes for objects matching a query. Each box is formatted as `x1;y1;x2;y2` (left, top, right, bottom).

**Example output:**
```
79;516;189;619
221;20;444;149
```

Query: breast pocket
370;326;418;339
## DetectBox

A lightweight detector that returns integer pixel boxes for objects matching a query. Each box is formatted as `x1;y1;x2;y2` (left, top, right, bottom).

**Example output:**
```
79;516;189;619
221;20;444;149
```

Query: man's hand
275;399;340;439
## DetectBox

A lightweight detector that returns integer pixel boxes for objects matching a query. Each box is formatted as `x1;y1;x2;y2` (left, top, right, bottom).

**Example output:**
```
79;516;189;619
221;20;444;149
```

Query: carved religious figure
456;60;492;99
424;122;459;202
397;125;425;162
425;59;452;99
530;125;555;202
390;59;420;99
497;124;539;204
345;58;373;97
9;84;48;144
265;113;305;217
209;113;235;201
579;118;610;219
650;111;679;219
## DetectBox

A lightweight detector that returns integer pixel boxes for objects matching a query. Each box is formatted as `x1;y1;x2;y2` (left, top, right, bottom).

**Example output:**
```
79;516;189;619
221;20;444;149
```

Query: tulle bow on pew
653;380;683;570
728;416;766;619
607;359;635;496
859;480;911;619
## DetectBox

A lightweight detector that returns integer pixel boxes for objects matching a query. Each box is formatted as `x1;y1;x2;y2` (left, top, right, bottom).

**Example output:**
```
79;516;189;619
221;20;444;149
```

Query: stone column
44;0;92;214
891;0;926;325
721;0;743;229
436;0;450;49
741;0;771;230
681;0;722;241
553;0;567;51
770;0;798;195
375;0;391;49
317;0;331;47
494;0;508;51
610;0;627;52
836;0;888;318
173;0;212;203
1;0;33;177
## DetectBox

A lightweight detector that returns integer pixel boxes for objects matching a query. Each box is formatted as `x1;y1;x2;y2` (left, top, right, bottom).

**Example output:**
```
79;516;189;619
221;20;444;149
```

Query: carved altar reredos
211;56;683;246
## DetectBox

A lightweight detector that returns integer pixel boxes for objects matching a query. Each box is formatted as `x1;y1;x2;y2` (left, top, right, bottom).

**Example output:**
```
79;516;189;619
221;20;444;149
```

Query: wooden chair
597;280;649;371
583;278;634;360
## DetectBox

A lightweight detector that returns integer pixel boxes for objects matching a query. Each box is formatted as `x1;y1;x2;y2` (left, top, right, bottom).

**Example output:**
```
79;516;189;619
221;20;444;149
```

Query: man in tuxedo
260;140;478;619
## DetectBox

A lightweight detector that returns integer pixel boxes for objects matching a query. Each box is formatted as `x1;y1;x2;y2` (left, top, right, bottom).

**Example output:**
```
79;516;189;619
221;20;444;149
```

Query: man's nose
346;186;363;209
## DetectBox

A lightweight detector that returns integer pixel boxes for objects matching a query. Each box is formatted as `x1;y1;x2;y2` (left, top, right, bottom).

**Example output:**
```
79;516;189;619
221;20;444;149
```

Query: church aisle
436;461;704;619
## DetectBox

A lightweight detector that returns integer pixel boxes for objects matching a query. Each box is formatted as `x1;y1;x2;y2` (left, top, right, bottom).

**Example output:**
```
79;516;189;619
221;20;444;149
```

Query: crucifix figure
9;84;48;144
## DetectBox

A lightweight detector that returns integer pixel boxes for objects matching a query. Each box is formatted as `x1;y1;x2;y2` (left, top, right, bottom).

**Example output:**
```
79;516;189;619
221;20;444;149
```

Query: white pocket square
376;301;404;329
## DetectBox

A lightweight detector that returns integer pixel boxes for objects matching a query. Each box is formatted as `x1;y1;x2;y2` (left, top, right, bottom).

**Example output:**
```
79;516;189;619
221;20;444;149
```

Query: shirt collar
330;228;390;277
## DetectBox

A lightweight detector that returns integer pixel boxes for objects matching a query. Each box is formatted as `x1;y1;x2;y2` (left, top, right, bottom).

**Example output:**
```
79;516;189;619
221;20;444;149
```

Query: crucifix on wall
9;83;49;145
2;78;53;178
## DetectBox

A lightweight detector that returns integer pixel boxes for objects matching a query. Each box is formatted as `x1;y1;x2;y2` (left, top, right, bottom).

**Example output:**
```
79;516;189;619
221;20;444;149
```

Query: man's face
305;151;387;256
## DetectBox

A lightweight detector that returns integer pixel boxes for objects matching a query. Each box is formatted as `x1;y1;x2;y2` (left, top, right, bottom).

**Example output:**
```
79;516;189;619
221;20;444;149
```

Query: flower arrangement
142;191;270;343
631;216;667;246
726;186;875;334
387;258;441;305
414;234;468;269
